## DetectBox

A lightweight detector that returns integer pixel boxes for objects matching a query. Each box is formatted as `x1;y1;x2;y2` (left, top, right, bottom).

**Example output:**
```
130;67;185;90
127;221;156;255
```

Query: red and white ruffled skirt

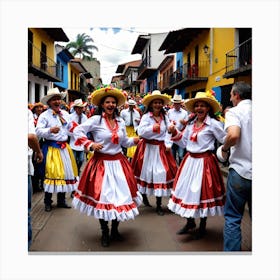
168;151;225;218
131;138;177;197
72;152;142;221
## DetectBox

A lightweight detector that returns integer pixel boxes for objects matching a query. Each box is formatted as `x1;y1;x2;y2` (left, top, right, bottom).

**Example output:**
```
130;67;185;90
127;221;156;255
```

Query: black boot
142;193;152;207
176;218;196;234
110;219;124;241
99;219;110;247
194;217;207;239
44;192;53;212
156;196;164;216
57;192;71;208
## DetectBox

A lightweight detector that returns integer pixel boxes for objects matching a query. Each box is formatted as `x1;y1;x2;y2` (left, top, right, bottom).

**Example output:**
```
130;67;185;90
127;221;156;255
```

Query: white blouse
137;112;173;148
73;115;135;155
69;112;88;151
173;115;226;153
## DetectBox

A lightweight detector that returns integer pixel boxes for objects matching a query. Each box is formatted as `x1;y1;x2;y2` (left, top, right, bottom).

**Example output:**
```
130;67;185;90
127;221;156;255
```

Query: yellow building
159;27;252;109
28;28;69;103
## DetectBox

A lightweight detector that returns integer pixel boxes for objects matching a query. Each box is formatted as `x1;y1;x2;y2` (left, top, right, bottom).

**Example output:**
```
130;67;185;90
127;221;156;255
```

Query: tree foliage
66;33;98;60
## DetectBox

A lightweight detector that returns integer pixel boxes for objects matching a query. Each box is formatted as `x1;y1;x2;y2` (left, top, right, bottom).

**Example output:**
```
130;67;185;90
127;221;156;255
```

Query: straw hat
31;102;44;112
171;94;183;103
72;98;87;108
184;91;221;114
128;99;137;106
41;88;66;105
90;86;126;107
142;90;171;107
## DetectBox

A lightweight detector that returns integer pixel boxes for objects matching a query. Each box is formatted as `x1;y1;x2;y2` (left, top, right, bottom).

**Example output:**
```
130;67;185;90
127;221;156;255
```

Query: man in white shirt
69;99;88;175
217;81;252;251
167;94;189;165
28;109;43;249
120;99;141;160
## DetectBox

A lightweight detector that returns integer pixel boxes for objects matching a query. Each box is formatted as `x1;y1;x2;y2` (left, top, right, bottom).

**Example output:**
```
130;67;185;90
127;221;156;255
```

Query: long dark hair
143;99;168;126
94;95;120;123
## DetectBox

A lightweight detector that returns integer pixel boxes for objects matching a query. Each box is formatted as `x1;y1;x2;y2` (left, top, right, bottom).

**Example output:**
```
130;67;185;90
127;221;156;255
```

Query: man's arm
222;125;240;152
28;134;43;163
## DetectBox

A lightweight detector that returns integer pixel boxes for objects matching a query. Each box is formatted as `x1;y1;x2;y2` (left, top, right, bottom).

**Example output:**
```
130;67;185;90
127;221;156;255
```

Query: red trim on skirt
172;151;226;208
76;152;138;201
131;138;177;186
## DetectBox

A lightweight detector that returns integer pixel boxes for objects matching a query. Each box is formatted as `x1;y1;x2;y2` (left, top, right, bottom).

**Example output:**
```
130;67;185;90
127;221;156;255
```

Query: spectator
69;99;88;175
28;109;43;249
120;99;141;160
167;94;189;165
216;81;252;251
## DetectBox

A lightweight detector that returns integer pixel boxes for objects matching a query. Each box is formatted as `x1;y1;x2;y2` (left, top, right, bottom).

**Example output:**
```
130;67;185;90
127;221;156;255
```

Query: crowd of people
28;81;252;251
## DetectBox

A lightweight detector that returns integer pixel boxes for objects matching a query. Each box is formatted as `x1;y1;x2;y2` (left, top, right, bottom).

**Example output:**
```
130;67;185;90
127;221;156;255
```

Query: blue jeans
223;168;252;251
73;150;84;174
28;175;32;250
171;143;186;165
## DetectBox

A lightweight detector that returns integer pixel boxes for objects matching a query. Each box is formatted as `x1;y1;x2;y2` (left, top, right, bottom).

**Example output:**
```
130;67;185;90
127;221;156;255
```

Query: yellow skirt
126;126;137;159
44;143;78;193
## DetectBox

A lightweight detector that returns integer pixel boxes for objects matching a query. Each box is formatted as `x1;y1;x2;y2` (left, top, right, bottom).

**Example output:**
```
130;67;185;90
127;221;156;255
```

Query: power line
97;43;131;52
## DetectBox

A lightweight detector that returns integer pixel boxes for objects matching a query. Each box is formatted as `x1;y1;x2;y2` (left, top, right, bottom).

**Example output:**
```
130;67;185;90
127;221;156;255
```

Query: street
29;168;252;253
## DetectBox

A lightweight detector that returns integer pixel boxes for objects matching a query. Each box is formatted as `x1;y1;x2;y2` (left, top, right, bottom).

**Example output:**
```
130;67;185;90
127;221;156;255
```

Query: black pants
44;192;66;206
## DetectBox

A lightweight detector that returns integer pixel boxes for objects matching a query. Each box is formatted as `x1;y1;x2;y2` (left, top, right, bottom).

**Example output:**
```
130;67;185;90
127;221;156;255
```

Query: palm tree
66;33;98;60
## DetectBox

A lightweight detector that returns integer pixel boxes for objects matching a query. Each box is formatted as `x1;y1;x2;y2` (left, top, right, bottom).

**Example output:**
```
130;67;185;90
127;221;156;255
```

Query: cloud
62;27;143;84
62;27;171;84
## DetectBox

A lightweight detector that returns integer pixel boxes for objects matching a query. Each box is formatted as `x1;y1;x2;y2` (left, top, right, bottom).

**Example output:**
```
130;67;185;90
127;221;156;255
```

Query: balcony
223;38;252;78
137;56;157;80
168;60;209;89
28;41;63;82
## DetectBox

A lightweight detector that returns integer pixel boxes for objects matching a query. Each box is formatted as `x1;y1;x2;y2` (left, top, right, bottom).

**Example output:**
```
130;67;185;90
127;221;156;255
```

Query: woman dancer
131;90;177;216
72;86;142;247
168;91;226;239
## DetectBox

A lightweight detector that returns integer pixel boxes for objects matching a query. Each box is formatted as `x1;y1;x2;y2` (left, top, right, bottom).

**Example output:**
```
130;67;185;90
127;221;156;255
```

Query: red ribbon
56;141;67;149
103;113;119;144
69;121;78;133
74;136;88;146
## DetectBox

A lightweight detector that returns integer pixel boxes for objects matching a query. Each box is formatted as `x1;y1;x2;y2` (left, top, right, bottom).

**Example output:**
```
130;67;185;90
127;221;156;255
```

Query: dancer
168;91;226;239
131;90;177;216
72;86;142;247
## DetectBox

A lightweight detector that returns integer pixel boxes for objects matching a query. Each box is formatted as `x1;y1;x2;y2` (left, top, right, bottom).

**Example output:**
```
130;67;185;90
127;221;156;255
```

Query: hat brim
142;94;171;107
185;97;221;113
41;93;66;105
73;104;87;108
91;88;126;107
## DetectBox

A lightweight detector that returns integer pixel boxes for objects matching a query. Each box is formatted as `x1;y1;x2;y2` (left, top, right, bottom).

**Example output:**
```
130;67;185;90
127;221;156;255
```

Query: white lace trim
72;196;140;222
167;199;224;218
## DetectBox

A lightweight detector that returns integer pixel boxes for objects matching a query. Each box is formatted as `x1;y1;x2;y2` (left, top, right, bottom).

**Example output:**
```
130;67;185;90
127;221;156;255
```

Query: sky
60;27;172;84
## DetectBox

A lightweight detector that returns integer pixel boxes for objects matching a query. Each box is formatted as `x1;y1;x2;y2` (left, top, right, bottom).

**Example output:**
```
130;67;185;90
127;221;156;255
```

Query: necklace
190;120;206;142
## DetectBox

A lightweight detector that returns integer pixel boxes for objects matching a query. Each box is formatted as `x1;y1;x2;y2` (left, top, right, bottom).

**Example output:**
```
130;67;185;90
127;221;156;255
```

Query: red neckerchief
151;112;162;133
190;120;206;142
103;113;119;144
